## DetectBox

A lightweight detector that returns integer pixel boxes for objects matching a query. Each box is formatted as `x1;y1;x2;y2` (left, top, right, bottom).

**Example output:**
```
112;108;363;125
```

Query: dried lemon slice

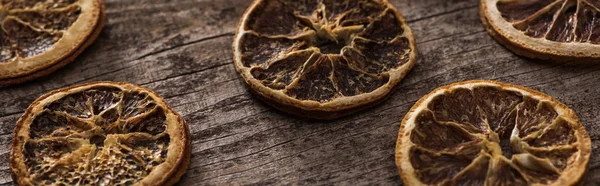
233;0;417;119
10;82;190;185
0;0;105;86
481;0;600;60
395;80;591;185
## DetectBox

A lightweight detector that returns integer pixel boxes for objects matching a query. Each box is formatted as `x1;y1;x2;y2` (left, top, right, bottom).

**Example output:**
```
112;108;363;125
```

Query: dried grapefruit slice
395;80;591;185
481;0;600;60
0;0;105;86
233;0;416;119
10;82;190;186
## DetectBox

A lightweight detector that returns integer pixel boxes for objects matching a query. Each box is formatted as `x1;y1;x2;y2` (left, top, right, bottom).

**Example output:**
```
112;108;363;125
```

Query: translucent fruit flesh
17;86;178;185
0;0;82;63
498;0;600;43
398;82;590;185
236;0;413;104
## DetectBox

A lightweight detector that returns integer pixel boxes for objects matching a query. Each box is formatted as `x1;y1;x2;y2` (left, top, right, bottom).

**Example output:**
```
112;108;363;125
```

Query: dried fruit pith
0;0;104;85
396;80;591;186
10;82;190;186
481;0;600;59
233;0;416;119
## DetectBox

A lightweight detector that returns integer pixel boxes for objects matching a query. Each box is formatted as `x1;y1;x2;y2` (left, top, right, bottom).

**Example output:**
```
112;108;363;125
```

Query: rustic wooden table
0;0;598;185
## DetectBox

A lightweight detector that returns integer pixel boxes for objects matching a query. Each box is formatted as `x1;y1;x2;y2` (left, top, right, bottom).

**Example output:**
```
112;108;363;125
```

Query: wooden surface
0;0;599;185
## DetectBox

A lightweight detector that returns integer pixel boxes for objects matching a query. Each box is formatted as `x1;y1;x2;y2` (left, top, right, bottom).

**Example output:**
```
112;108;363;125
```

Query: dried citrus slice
481;0;600;60
10;82;190;185
0;0;105;86
233;0;417;119
395;80;591;185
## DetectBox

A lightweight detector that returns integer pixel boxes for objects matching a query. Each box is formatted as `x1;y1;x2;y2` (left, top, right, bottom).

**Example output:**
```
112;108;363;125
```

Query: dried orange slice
395;80;591;185
481;0;600;60
233;0;417;119
10;82;190;185
0;0;105;86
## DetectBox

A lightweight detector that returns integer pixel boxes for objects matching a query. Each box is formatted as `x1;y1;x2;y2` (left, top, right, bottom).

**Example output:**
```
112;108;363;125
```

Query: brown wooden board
0;0;598;185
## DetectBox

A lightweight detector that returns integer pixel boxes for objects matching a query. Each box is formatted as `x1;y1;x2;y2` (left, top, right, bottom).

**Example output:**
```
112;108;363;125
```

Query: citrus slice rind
396;80;591;186
10;82;191;186
233;0;417;119
0;0;104;85
481;0;600;60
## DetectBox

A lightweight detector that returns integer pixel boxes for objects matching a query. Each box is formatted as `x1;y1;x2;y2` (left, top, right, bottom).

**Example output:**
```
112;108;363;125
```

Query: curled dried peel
233;0;416;119
10;82;191;186
395;80;591;186
0;0;104;85
481;0;600;59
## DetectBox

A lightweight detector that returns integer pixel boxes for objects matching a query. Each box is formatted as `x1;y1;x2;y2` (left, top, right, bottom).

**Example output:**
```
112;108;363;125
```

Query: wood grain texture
0;0;598;185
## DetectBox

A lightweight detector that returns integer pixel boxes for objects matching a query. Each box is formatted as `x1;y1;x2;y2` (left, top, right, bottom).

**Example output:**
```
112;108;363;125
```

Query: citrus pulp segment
481;0;600;60
396;80;591;186
0;0;104;85
233;0;417;119
10;82;191;186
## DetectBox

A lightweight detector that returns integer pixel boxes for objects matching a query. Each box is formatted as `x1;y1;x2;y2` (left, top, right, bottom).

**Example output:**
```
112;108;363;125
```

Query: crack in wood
133;32;235;62
417;30;487;44
407;5;478;23
142;60;234;89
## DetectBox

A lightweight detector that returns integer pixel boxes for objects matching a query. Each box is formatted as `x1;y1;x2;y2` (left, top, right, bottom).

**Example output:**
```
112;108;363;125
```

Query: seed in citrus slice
233;0;417;119
481;0;600;60
396;80;591;186
0;0;105;86
10;82;191;186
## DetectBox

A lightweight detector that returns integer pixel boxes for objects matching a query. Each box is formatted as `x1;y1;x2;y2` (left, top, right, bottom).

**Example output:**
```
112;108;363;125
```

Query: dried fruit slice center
396;81;591;186
0;0;103;85
234;0;416;119
497;0;600;42
0;0;80;62
11;83;189;185
481;0;600;59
